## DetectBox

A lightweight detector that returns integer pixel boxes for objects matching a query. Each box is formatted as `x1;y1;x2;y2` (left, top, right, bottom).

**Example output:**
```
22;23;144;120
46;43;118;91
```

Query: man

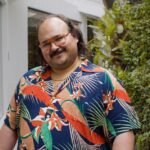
0;15;140;150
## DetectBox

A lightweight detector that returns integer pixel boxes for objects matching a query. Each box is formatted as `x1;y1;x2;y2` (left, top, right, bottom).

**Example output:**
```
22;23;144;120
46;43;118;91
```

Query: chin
55;62;70;69
53;59;73;69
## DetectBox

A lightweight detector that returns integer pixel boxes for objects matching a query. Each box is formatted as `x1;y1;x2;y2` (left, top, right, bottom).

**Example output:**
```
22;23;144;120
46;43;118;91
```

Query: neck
51;57;81;81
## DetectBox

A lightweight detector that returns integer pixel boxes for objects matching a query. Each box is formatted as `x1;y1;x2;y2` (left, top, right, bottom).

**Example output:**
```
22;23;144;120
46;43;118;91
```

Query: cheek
41;49;48;55
67;38;78;52
41;50;49;60
72;42;78;54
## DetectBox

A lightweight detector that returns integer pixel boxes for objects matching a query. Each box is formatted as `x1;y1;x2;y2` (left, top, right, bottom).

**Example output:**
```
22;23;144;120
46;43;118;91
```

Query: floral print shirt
4;59;140;150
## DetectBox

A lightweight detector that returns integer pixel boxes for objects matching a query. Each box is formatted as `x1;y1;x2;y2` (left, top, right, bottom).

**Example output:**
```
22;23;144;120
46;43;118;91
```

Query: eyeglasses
39;32;70;51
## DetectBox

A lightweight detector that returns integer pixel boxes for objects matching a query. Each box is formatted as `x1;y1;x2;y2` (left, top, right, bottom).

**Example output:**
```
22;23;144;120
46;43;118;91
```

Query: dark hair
37;14;88;65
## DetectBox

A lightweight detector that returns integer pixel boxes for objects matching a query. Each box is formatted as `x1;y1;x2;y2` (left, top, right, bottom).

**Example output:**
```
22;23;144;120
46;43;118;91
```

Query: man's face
38;17;79;70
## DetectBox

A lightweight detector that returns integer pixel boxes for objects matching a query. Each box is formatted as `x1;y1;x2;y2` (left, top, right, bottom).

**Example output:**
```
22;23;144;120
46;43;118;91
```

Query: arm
112;131;135;150
102;71;140;150
0;124;17;150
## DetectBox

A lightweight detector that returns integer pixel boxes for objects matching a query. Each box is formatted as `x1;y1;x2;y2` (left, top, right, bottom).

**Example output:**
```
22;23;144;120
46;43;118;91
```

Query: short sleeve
4;94;17;131
4;83;21;131
102;71;141;140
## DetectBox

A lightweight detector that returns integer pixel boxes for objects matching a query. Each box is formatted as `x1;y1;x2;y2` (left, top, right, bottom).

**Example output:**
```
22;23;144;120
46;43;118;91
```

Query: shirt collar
40;59;105;80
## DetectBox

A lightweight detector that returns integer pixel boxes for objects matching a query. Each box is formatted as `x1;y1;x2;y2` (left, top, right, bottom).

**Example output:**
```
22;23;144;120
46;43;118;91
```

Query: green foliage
88;0;150;149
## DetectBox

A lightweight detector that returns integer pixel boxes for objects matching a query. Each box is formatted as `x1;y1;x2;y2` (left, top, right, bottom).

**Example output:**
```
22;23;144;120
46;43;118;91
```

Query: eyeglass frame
39;32;70;51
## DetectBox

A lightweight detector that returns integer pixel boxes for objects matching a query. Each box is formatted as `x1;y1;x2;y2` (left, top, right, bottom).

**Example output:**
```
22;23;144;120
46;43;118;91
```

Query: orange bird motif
22;85;57;110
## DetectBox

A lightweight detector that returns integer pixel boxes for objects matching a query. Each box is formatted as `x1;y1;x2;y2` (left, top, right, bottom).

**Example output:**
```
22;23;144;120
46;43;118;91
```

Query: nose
50;42;59;51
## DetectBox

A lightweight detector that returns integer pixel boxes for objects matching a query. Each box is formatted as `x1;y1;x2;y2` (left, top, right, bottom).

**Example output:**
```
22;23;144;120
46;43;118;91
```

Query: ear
75;38;79;43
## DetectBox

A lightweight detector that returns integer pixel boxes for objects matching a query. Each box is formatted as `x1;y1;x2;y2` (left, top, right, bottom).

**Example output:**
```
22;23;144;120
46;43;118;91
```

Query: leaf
32;126;41;143
41;123;52;150
106;119;116;136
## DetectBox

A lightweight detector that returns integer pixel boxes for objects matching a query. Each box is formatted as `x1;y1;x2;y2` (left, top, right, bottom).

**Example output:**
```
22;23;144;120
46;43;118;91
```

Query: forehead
38;17;69;42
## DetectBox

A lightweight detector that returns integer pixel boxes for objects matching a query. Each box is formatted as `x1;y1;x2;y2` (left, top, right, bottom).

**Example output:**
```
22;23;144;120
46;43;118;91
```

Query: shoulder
81;59;113;78
16;66;44;89
82;59;123;89
23;66;43;79
14;66;45;98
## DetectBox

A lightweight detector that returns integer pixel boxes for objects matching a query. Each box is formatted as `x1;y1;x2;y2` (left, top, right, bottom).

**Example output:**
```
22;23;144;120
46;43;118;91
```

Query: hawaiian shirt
4;59;140;150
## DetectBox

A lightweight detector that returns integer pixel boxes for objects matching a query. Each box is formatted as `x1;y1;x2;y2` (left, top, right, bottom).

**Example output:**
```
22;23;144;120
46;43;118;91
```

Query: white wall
28;0;82;22
0;4;3;117
0;0;7;4
0;0;28;117
64;0;105;17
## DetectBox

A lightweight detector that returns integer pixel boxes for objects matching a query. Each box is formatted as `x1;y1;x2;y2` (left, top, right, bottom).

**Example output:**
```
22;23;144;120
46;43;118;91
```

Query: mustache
49;48;66;57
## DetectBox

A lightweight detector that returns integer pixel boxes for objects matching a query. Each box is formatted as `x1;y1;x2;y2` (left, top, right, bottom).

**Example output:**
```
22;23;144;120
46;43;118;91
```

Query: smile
51;49;65;58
